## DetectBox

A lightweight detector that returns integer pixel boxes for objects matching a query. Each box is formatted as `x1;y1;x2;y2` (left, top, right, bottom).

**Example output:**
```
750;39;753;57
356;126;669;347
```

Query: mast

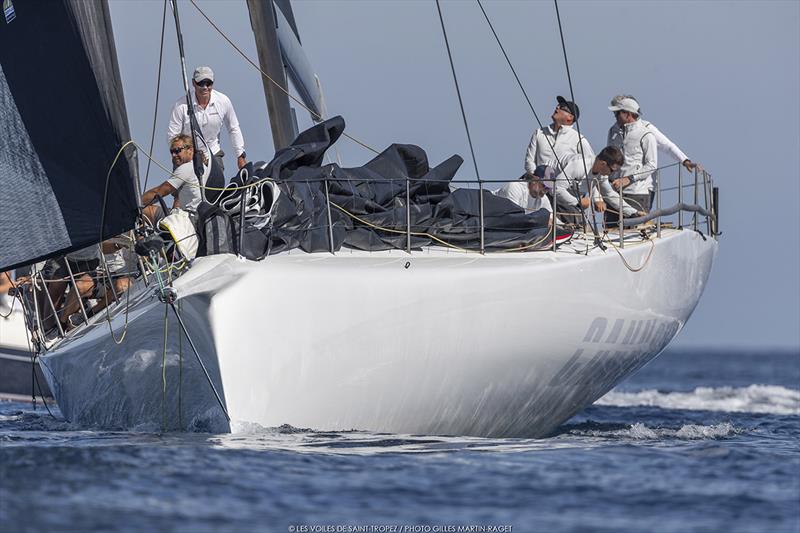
246;0;295;151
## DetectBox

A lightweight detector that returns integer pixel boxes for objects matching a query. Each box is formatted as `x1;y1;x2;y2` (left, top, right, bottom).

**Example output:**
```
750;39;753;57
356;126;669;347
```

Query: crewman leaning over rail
494;165;553;223
546;146;630;228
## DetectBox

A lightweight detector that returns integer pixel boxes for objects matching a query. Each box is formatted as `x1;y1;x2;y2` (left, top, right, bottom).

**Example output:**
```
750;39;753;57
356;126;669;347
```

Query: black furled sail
0;0;138;271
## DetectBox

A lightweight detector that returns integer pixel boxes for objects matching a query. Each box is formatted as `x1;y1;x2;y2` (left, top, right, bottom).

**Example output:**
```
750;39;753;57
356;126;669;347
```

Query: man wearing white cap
167;66;246;171
524;96;594;175
604;96;657;223
609;95;697;173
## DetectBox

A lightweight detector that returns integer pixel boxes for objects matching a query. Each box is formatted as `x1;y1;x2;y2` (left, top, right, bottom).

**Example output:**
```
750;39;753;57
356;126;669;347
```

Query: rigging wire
434;0;482;184
435;0;486;252
553;0;600;240
475;0;595;238
142;0;168;194
187;0;381;156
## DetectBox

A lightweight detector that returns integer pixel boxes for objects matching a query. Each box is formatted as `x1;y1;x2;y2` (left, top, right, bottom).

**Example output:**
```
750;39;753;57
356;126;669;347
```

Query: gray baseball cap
193;66;214;83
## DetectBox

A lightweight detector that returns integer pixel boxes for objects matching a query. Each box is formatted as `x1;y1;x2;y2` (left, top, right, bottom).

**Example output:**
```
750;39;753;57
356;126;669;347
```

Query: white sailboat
1;0;718;437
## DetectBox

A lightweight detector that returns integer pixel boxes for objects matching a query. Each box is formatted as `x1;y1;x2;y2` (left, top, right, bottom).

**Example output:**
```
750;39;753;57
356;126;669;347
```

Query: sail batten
0;0;138;271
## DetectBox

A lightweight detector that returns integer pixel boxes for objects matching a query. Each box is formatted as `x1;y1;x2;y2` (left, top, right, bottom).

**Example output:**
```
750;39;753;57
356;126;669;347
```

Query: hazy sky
110;0;800;350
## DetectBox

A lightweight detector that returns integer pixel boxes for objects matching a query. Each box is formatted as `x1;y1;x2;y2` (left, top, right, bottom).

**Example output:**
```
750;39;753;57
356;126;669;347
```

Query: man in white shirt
605;97;658;224
609;94;697;172
167;66;246;172
141;134;208;225
524;96;594;174
494;165;553;222
549;147;625;226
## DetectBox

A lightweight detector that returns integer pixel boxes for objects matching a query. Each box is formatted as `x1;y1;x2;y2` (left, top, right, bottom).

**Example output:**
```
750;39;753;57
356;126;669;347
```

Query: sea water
1;349;798;533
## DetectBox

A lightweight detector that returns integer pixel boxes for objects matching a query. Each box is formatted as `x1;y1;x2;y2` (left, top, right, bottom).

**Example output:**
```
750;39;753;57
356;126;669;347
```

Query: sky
109;0;800;350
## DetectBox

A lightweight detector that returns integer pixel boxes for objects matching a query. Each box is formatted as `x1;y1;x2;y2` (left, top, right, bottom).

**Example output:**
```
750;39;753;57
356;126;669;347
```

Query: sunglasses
556;105;574;116
196;79;213;88
170;144;191;155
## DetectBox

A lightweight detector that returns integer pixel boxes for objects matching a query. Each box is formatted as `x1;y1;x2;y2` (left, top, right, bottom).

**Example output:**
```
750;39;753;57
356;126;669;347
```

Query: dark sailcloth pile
210;116;569;258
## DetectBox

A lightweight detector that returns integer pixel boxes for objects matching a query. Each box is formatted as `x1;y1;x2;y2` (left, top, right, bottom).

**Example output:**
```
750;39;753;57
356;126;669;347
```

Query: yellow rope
328;201;471;253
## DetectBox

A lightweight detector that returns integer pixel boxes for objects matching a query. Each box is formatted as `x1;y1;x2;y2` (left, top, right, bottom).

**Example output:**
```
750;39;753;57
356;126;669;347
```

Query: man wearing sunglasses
608;94;698;206
524;96;594;175
141;134;208;226
167;66;246;172
604;96;657;224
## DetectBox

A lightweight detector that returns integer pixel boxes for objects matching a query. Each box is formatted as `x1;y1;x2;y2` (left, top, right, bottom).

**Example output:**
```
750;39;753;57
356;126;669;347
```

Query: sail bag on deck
0;0;139;271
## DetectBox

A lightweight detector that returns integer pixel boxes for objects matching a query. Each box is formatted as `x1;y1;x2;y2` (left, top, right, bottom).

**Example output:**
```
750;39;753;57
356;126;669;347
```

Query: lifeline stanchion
552;189;558;253
30;268;47;348
655;169;662;239
406;178;412;255
704;170;713;236
38;271;65;339
618;188;624;249
693;168;699;231
324;175;335;255
677;165;683;228
63;258;90;325
238;182;246;257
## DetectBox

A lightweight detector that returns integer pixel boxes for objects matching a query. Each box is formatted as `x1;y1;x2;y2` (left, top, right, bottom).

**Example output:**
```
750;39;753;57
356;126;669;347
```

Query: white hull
39;228;717;437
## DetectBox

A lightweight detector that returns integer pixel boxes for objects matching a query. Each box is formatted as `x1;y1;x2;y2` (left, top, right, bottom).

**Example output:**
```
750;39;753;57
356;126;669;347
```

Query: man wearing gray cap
603;96;657;224
167;66;246;171
524;96;594;175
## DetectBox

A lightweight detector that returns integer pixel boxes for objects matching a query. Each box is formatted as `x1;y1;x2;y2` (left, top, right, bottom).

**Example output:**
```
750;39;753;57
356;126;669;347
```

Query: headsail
0;0;139;271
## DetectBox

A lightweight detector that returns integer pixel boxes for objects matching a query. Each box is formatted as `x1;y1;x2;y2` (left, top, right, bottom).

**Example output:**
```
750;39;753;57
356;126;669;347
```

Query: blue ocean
1;349;798;533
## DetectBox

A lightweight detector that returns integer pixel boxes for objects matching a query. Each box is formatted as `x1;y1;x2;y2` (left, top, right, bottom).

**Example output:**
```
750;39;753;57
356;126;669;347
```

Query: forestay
0;0;139;271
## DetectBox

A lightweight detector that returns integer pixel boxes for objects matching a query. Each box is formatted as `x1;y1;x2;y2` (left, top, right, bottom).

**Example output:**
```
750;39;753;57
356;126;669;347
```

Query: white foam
575;421;741;440
596;385;800;415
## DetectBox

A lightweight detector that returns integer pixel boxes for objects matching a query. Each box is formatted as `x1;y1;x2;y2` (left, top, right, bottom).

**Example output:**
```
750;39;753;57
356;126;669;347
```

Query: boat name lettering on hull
549;317;679;387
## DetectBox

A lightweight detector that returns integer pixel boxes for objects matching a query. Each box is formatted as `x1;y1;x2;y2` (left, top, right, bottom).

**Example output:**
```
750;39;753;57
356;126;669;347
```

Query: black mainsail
0;0;139;271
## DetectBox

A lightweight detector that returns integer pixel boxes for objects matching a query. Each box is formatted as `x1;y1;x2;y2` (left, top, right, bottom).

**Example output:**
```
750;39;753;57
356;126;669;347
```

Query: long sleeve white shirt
606;120;657;195
494;181;552;213
167;90;245;158
641;120;689;164
551;154;601;208
608;119;690;192
524;124;594;174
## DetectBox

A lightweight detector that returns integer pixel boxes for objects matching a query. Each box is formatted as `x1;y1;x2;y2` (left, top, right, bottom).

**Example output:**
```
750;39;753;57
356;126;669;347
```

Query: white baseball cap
193;66;214;83
608;96;640;114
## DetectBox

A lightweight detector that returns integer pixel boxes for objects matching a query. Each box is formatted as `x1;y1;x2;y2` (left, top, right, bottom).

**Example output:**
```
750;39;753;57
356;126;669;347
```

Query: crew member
524;96;594;174
609;94;697;172
495;166;553;219
549;146;641;227
167;66;246;171
141;135;207;225
605;97;657;223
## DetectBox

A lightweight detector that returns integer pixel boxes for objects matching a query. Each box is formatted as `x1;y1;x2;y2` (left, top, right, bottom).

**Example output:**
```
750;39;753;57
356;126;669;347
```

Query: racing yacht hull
39;228;717;437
